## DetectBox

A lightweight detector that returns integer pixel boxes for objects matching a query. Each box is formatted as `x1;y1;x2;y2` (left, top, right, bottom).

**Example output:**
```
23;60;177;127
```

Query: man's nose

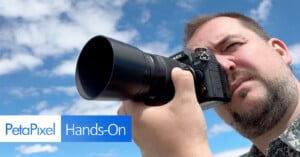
215;54;236;75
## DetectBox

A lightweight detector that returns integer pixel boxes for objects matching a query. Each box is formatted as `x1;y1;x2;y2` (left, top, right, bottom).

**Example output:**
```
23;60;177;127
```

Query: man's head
184;12;270;45
184;12;299;139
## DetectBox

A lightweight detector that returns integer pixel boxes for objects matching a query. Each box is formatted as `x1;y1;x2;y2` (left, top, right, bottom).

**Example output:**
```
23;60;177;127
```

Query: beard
227;67;298;139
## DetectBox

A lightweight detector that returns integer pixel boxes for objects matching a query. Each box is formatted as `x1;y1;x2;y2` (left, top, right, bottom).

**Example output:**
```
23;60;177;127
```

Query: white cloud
0;0;69;20
9;85;78;99
0;0;137;75
35;100;47;110
140;9;151;24
54;86;78;96
0;53;43;76
39;105;67;115
289;43;300;65
88;149;118;157
22;100;66;114
214;146;251;157
208;123;233;137
52;59;76;76
176;0;199;10
138;41;171;56
65;99;121;115
250;0;272;21
16;144;58;155
16;0;136;57
22;100;47;114
9;86;40;98
135;0;156;4
38;99;121;115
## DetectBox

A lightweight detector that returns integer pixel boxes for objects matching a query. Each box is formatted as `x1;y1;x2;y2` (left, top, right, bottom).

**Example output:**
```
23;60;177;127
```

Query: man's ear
268;38;292;64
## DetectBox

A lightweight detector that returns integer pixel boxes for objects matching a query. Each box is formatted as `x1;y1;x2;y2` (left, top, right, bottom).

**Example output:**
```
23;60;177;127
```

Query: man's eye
223;42;242;52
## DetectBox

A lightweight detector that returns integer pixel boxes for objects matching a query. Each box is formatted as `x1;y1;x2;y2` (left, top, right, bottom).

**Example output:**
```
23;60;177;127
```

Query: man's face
186;17;298;138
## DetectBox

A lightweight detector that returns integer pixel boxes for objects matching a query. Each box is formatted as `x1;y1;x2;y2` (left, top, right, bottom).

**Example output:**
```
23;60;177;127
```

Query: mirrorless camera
75;35;230;109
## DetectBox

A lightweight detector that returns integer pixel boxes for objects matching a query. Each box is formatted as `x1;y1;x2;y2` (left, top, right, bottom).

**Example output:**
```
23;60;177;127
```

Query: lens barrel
75;35;183;104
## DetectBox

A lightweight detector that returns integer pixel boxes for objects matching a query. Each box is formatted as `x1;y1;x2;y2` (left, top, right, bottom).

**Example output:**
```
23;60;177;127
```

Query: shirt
240;116;300;157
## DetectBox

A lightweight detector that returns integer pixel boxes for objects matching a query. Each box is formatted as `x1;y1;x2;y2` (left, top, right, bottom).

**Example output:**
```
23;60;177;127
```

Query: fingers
172;68;197;99
117;67;198;115
117;100;133;115
117;103;127;115
117;100;147;115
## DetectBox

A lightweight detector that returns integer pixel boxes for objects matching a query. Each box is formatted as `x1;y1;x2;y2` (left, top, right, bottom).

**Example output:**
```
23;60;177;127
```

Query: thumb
171;68;198;105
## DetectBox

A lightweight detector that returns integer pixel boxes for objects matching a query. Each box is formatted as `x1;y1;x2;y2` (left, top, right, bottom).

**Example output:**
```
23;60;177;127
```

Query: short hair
183;12;270;45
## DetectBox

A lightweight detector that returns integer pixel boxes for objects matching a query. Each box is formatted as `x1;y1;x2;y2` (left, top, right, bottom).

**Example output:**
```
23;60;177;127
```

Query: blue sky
0;0;300;156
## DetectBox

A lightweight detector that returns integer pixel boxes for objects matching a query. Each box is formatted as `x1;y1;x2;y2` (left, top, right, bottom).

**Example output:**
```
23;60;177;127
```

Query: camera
75;35;230;110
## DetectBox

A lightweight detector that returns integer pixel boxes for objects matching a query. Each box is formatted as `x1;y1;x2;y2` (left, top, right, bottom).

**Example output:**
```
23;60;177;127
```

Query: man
118;12;300;156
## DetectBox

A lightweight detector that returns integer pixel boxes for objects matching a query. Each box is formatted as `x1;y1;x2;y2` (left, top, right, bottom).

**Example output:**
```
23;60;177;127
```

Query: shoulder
238;145;264;157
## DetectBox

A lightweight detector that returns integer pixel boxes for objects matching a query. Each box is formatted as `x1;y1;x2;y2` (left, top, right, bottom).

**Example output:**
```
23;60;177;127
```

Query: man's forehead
200;16;243;29
186;17;246;49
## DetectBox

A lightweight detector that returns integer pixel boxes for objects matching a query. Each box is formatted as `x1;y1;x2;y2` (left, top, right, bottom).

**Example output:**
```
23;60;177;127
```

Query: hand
118;68;212;157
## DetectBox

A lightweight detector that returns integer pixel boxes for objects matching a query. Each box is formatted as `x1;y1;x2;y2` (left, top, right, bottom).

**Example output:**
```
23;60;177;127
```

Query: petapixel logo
0;115;61;142
5;123;56;136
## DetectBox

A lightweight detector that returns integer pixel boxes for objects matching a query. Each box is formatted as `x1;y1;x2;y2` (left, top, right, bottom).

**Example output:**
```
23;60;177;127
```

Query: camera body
75;35;230;110
170;48;230;109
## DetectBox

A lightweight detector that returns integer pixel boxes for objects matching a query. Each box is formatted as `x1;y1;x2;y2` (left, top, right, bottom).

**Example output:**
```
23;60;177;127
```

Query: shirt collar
278;115;300;151
245;116;300;156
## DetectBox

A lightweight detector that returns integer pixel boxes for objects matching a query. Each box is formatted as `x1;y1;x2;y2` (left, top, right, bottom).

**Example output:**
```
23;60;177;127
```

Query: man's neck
251;82;300;155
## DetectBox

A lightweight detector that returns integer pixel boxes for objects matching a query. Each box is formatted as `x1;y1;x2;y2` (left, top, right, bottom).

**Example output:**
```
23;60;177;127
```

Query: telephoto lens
75;35;230;109
75;35;185;105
